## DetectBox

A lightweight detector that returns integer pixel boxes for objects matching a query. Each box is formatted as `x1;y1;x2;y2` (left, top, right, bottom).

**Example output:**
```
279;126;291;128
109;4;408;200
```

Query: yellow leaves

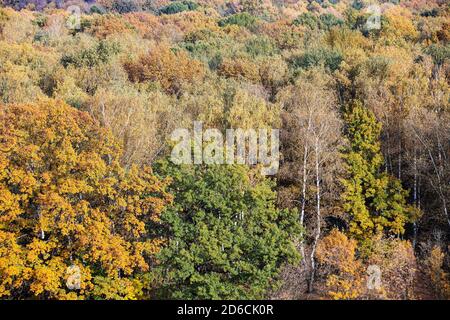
0;183;22;223
365;237;416;299
27;257;92;299
26;238;57;263
225;88;279;129
427;246;450;299
160;11;219;36
56;177;92;195
326;275;363;300
326;28;371;53
371;45;415;84
53;137;78;171
133;240;163;271
317;229;359;272
87;84;180;166
382;6;419;42
80;211;125;265
9;167;37;195
29;259;64;296
316;229;364;300
76;151;109;182
123;12;163;39
0;40;58;103
116;196;127;208
0;100;171;299
53;76;90;109
0;230;27;297
37;191;73;230
122;212;146;238
86;14;135;39
317;230;419;300
92;276;143;300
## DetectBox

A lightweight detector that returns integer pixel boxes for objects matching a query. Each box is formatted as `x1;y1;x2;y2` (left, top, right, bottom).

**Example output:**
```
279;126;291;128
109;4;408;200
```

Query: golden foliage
426;246;450;299
0;100;172;299
124;45;205;94
87;14;135;39
382;6;419;42
217;57;260;83
316;229;364;300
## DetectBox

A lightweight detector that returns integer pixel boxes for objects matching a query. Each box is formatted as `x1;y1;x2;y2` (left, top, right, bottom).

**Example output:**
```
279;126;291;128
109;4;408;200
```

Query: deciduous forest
0;0;449;300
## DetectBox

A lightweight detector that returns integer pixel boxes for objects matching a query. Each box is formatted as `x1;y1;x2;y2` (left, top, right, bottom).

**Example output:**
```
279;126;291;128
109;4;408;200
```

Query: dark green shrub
160;1;198;15
218;12;258;29
290;48;343;72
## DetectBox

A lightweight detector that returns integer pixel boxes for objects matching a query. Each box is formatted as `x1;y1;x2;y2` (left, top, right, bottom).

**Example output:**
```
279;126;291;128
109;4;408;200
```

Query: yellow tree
0;100;172;299
316;229;364;300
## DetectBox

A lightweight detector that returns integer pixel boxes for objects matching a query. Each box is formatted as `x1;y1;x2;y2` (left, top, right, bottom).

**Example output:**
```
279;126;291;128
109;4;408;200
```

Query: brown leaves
217;57;260;83
124;45;205;95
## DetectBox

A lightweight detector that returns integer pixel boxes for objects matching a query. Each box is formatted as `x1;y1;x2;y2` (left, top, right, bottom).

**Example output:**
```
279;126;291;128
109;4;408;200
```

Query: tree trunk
308;141;321;293
299;143;308;268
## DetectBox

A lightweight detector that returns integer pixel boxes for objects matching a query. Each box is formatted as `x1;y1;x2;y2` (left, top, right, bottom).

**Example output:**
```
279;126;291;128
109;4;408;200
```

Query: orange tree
0;100;172;299
123;45;205;95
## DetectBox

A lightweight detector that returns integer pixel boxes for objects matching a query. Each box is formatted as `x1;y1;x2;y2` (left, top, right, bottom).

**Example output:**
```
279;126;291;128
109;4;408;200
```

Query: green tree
154;162;300;299
159;1;199;15
341;100;415;245
293;13;343;31
218;13;258;30
290;47;343;73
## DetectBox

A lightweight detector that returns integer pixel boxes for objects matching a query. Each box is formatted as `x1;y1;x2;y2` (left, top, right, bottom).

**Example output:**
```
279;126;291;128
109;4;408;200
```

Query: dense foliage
0;100;172;299
154;162;300;299
0;0;449;299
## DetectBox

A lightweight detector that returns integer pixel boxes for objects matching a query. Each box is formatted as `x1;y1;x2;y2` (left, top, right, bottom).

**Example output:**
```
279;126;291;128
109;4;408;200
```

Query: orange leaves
316;230;420;299
124;45;205;94
123;12;165;40
0;100;172;299
316;229;364;299
316;229;360;275
87;14;135;39
217;57;260;83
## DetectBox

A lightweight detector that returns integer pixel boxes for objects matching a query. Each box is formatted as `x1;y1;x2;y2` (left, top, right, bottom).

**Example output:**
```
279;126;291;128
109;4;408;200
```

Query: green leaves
160;1;199;15
61;40;120;68
218;13;259;30
293;13;344;31
289;47;343;73
154;162;300;299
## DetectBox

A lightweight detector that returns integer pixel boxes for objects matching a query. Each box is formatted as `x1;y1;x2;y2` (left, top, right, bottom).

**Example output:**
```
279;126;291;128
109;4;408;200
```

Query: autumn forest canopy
0;0;449;300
